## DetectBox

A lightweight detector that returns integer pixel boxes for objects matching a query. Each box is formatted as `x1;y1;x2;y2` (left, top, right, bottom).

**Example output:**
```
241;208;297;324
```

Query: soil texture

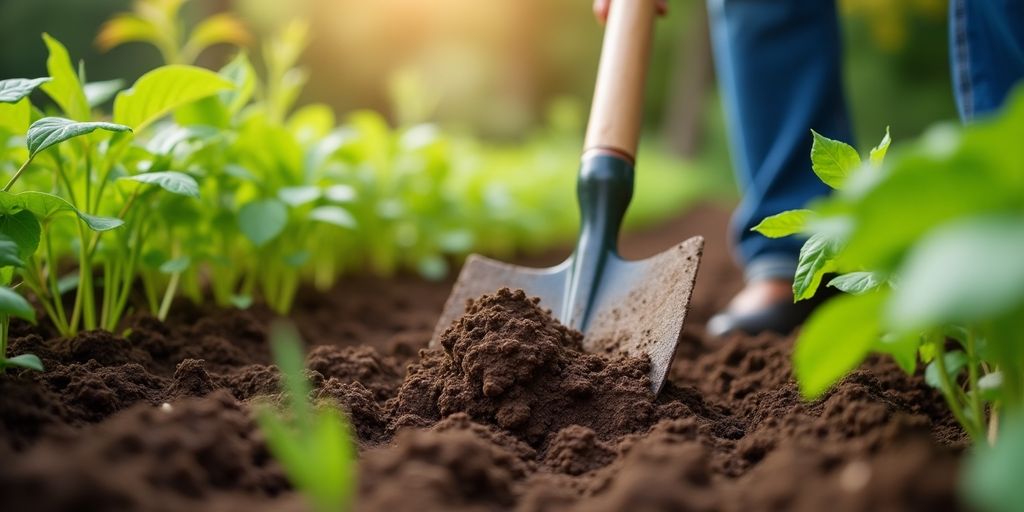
0;204;966;512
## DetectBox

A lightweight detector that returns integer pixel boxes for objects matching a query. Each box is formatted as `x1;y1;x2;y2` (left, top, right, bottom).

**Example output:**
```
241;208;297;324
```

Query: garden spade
431;0;703;394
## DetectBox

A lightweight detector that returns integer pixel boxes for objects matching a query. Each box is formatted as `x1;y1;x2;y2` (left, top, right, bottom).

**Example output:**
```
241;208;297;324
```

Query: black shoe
707;286;837;338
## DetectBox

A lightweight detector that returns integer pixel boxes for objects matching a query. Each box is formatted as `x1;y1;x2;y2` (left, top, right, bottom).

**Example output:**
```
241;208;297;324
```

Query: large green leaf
120;171;199;198
39;34;90;120
888;217;1024;331
238;199;288;247
0;285;36;323
27;117;132;158
113;65;234;132
810;130;861;189
0;211;41;259
0;77;52;104
794;292;885;399
751;209;814;239
793;232;840;301
0;191;123;232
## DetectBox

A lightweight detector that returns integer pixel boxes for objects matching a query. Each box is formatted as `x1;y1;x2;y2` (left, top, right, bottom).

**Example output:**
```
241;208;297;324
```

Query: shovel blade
431;236;704;394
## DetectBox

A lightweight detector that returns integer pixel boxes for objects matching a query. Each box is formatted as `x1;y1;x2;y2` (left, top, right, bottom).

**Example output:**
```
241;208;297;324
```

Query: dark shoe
707;285;837;338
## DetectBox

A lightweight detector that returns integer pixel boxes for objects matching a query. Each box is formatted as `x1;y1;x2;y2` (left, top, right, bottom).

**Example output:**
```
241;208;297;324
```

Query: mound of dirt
392;288;656;446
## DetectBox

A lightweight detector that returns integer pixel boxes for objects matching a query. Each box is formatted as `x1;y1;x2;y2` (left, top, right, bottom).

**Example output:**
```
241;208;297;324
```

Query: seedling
257;322;357;512
755;92;1024;444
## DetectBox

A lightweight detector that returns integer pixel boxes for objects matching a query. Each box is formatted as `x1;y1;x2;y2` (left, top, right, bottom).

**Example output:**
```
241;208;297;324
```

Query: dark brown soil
0;204;967;512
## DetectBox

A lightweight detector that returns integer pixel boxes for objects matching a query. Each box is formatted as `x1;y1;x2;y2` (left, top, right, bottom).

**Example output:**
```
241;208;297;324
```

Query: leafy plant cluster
753;89;1024;510
0;0;714;371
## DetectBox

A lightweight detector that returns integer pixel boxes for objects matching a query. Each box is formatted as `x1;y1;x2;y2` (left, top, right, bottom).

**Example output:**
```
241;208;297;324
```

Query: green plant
97;0;251;65
257;322;356;512
754;89;1024;444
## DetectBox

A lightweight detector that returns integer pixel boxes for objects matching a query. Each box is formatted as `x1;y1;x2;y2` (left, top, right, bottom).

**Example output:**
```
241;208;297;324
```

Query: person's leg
950;0;1024;121
706;0;853;335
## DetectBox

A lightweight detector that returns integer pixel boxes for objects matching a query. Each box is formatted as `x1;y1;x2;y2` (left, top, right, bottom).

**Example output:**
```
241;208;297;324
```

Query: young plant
97;0;251;65
257;322;357;512
755;90;1024;445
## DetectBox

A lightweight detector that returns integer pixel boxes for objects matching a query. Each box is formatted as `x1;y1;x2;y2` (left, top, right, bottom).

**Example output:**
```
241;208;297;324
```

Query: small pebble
160;403;173;413
838;460;872;492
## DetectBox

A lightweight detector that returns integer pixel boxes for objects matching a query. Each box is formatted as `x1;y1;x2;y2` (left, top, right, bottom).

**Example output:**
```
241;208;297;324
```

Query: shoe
707;280;836;338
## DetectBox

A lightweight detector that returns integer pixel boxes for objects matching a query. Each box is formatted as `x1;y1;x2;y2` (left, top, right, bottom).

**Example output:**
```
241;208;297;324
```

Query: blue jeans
707;0;1024;282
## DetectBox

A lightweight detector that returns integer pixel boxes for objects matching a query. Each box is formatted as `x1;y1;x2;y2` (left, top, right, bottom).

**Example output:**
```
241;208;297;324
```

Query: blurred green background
0;0;957;214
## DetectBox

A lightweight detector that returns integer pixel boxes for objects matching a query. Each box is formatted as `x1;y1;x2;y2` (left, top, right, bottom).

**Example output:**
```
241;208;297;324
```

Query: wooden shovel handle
583;0;658;162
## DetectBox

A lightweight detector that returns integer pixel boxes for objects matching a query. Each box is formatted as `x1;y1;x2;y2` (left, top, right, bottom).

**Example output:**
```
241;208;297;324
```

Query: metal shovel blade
430;236;703;394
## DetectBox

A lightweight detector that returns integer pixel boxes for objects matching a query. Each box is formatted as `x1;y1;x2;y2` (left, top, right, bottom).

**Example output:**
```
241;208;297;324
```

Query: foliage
754;90;1024;445
256;322;356;512
97;0;251;65
0;7;713;354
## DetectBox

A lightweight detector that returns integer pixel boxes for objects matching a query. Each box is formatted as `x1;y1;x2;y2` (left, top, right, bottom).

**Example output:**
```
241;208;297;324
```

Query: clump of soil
393;288;655;446
0;206;969;512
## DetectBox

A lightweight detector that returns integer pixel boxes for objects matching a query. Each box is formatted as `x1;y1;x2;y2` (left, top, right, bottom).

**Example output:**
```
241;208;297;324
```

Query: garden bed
0;205;966;512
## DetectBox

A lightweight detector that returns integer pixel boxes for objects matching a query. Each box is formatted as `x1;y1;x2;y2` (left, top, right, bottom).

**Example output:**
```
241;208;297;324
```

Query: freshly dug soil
0;205;967;512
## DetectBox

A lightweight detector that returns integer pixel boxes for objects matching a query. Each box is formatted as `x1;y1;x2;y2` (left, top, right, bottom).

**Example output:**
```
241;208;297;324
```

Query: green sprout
257;322;357;512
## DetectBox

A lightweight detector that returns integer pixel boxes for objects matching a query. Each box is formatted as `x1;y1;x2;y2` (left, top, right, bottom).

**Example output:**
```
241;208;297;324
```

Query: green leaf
40;34;90;120
924;350;968;389
0;211;41;260
874;331;919;374
3;353;44;372
230;294;253;309
810;130;861;189
751;209;815;238
963;413;1024;512
0;78;52;104
113;65;234;132
0;191;123;232
793;232;840;301
95;14;161;52
278;186;320;206
0;234;25;268
218;52;257;116
159;256;191;274
869;126;891;166
888;217;1024;331
794;292;885;399
238;199;288;247
828;272;883;295
0;97;31;135
310;206;356;229
83;79;124;108
120;171;199;198
27;117;132;158
0;285;36;323
182;13;251;61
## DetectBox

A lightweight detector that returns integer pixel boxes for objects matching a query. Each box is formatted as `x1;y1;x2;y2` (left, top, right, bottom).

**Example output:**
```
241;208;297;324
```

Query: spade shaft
432;0;703;394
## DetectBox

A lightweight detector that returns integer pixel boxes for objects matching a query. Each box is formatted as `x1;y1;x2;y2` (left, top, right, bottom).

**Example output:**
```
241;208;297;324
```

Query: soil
0;204;967;512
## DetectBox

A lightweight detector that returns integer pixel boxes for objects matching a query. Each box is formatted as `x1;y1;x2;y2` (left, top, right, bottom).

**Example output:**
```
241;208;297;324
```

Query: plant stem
3;156;35;192
157;271;180;322
43;228;69;334
935;342;985;442
965;329;986;436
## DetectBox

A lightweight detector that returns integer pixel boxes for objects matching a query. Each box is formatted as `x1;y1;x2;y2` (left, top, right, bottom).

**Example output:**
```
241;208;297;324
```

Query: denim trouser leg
950;0;1024;121
707;0;854;282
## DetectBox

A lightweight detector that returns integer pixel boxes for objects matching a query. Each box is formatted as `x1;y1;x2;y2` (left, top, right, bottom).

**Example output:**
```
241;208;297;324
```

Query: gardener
595;0;1024;337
